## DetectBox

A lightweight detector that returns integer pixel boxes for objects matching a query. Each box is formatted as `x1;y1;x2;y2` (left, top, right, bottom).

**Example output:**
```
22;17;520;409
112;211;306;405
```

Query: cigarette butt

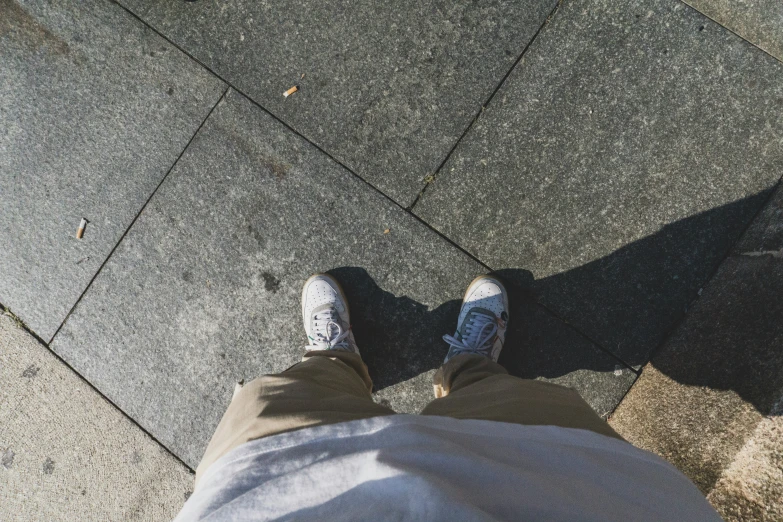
283;86;298;97
301;73;305;79
76;218;87;239
383;228;390;234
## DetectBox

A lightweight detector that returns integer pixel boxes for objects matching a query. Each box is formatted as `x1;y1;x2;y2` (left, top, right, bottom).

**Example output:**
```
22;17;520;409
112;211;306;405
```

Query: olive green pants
196;352;622;484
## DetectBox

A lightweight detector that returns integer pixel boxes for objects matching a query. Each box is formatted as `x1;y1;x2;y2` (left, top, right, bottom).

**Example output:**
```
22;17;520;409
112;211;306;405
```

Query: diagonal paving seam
678;0;783;64
0;312;193;521
48;87;230;345
0;303;195;476
407;0;565;210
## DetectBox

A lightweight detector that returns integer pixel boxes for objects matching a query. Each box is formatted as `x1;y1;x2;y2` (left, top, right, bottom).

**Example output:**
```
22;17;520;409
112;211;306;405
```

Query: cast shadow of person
330;188;783;416
327;265;620;397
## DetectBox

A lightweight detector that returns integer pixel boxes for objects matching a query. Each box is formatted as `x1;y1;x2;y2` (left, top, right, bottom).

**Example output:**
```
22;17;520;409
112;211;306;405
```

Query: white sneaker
443;275;509;363
301;274;359;354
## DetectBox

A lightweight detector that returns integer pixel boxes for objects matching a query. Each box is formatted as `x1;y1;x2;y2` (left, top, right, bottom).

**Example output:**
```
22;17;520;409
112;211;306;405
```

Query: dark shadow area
528;190;774;368
328;266;629;395
331;187;782;415
648;254;783;417
328;266;459;392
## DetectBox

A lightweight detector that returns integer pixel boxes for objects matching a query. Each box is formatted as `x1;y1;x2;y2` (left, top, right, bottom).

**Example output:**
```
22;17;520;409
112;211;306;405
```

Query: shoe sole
301;273;351;330
462;274;509;313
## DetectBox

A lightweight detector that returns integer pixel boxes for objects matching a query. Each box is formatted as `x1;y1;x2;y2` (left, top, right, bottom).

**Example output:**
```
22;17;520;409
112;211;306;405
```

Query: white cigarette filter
76;218;87;239
283;86;298;97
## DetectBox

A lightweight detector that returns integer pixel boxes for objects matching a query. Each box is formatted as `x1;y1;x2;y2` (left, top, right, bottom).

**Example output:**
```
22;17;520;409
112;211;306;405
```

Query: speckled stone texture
733;183;783;255
0;0;225;341
51;90;634;467
683;0;783;61
115;0;557;206
415;0;783;367
0;314;192;522
609;253;783;493
707;397;783;521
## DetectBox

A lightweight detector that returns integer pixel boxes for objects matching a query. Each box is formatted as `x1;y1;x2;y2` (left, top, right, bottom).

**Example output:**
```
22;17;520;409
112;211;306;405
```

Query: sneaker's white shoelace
442;312;498;358
308;308;351;350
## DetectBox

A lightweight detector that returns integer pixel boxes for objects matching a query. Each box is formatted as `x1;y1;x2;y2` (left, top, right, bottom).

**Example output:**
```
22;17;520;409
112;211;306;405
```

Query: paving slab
0;313;192;522
116;0;557;206
0;0;225;341
52;89;632;467
683;0;783;62
609;253;783;493
415;0;783;366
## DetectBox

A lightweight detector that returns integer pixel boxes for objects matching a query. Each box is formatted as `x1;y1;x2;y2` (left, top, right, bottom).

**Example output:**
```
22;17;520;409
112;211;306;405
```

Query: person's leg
421;353;622;439
421;275;622;440
196;350;393;483
196;274;394;484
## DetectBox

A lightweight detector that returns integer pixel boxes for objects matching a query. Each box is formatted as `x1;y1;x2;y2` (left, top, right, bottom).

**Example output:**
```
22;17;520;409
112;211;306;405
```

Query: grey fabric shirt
176;415;720;521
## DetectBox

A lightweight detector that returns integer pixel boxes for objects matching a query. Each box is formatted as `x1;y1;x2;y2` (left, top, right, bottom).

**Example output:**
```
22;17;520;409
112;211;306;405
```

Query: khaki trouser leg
195;350;395;484
422;354;623;440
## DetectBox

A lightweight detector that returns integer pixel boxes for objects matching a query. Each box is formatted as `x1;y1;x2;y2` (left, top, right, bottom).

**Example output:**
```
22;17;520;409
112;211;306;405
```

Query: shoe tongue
312;303;338;320
459;307;496;343
311;304;343;342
